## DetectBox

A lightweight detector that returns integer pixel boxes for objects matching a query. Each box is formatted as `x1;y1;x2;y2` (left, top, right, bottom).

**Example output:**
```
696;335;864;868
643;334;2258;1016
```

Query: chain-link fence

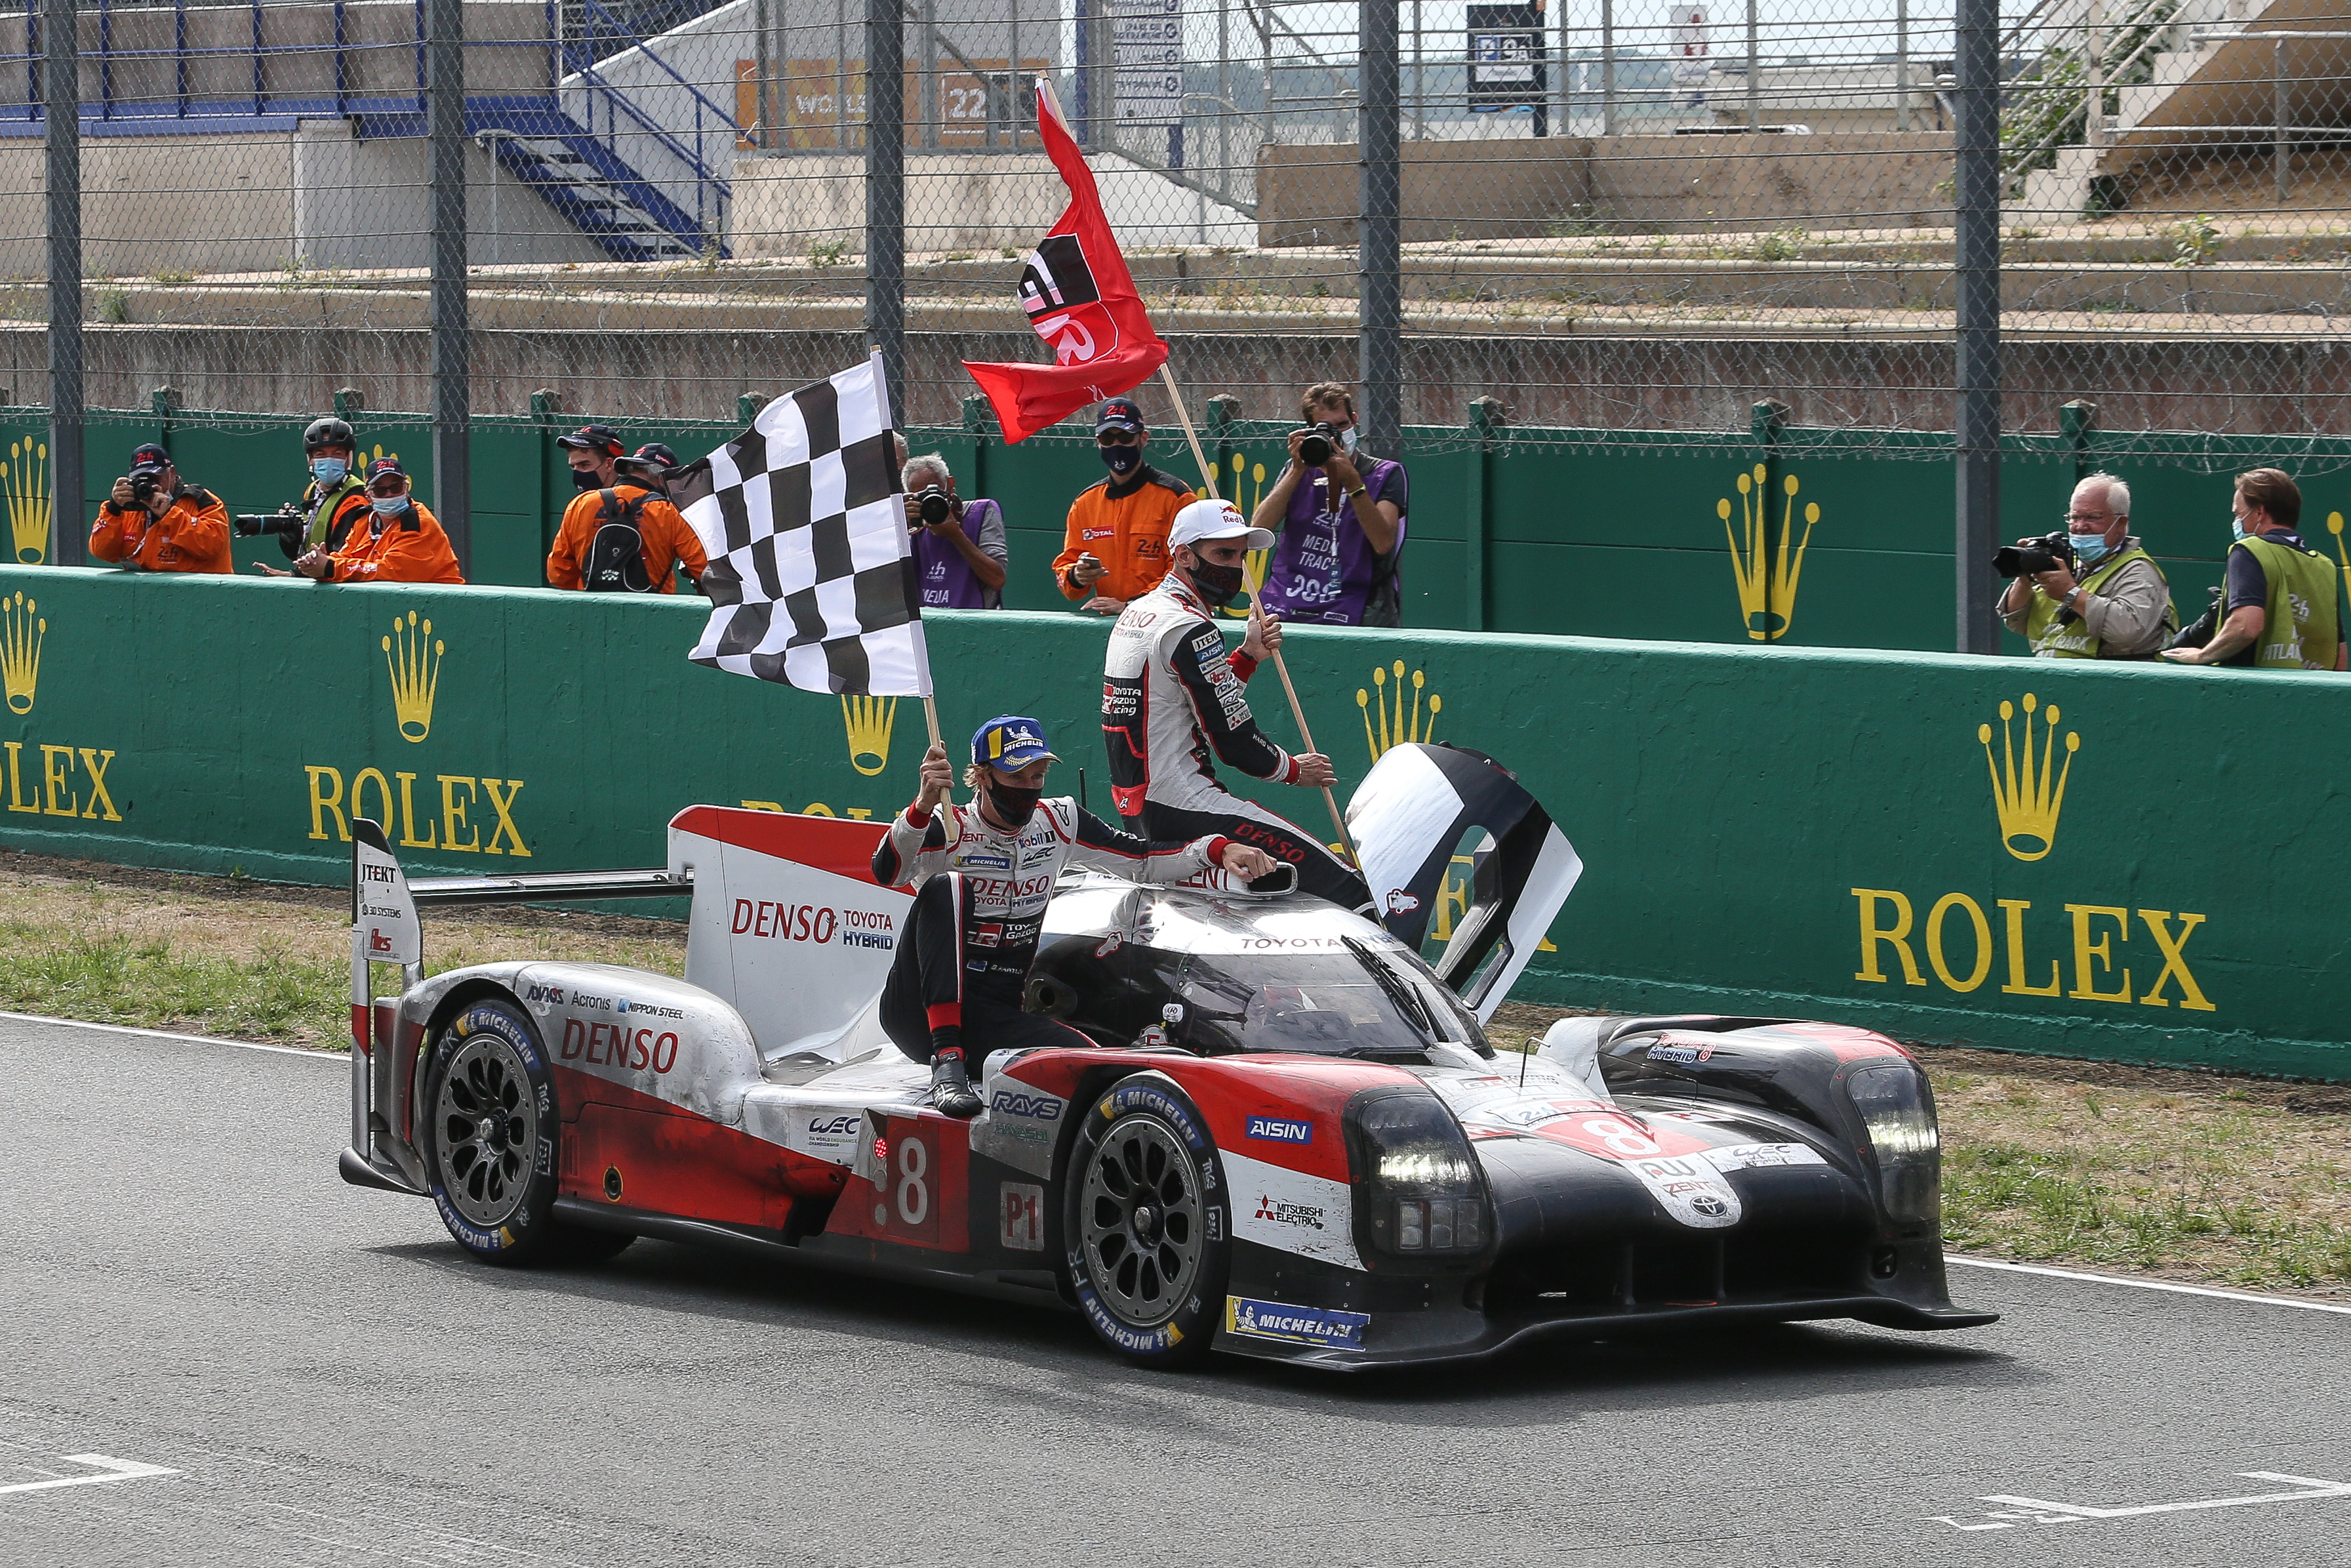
6;2;2351;466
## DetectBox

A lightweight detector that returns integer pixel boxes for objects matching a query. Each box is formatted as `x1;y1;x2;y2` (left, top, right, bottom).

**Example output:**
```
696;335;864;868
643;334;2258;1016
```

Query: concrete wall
1258;132;1958;244
731;148;1251;254
0;125;603;276
2;567;2344;1078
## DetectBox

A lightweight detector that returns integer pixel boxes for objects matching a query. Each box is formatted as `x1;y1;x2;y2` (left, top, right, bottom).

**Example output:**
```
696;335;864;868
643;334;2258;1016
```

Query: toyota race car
339;742;1995;1368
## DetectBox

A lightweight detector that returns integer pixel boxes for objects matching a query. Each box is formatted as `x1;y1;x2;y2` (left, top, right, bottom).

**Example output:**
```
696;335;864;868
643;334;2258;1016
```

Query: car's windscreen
1171;948;1491;1058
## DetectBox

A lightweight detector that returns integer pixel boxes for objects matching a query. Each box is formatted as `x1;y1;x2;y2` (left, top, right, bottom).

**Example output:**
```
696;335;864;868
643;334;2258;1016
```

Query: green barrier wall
10;403;2351;656
3;567;2344;1079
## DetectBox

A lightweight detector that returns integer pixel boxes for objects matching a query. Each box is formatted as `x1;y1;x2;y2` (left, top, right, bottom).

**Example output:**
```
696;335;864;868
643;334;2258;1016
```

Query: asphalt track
4;1015;2348;1568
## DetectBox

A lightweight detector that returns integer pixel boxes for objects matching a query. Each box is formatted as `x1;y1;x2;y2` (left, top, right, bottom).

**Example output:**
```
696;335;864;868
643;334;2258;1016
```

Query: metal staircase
476;108;713;262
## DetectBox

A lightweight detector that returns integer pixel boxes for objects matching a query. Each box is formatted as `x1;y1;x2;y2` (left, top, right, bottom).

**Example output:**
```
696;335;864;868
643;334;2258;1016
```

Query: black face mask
571;468;603;491
1099;443;1143;477
1189;559;1247;609
986;783;1044;829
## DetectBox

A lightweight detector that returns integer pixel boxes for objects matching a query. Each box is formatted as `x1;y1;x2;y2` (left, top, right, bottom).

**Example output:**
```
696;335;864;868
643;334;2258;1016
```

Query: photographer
546;441;706;593
237;416;373;567
1249;382;1407;628
88;443;231;574
1998;473;2175;659
261;459;463;584
900;445;1007;609
2162;467;2345;670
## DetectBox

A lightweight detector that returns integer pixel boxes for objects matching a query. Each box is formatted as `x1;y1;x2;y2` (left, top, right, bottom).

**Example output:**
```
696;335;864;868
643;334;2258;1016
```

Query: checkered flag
674;353;931;697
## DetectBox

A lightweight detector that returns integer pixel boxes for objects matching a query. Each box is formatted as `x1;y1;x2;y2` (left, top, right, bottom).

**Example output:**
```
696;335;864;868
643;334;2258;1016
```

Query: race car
338;742;1994;1369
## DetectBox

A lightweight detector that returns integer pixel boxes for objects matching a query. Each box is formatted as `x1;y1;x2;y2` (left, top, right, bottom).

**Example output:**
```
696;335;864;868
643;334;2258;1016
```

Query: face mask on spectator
371;493;407;517
2072;533;2112;565
2231;517;2249;542
1098;443;1142;477
312;458;348;485
572;468;603;491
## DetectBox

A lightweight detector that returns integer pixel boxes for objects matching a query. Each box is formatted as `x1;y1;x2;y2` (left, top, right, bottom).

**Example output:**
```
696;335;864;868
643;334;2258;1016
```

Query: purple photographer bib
1258;458;1404;626
915;498;999;609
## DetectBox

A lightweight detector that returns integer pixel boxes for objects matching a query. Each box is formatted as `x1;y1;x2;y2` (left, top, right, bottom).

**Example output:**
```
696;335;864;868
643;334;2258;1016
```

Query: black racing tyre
1063;1073;1231;1367
421;997;633;1268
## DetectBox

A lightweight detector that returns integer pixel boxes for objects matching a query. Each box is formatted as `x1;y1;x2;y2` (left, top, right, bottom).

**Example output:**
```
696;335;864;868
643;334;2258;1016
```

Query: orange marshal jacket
323;500;466;584
546;479;707;592
89;487;233;574
1051;465;1196;605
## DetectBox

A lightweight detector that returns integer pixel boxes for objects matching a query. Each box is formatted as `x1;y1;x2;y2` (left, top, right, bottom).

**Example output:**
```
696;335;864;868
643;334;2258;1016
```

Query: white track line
1950;1255;2351;1316
0;1010;341;1061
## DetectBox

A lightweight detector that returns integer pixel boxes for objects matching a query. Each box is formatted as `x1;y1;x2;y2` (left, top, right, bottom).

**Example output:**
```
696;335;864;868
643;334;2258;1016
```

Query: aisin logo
1;590;43;714
1358;660;1441;761
382;611;444;743
1979;692;2078;862
842;694;896;776
1719;465;1822;641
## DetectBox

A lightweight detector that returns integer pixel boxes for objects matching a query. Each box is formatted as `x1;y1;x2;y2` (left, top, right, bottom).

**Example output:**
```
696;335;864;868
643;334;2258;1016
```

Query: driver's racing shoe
929;1049;984;1117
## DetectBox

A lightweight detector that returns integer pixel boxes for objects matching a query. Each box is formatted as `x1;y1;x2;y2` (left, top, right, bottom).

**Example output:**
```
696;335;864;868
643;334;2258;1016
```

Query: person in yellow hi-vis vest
2000;472;2176;658
2163;467;2346;671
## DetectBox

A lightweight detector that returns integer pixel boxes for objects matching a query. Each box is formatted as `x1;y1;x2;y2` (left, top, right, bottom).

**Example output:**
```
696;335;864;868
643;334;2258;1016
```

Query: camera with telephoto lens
1296;421;1343;467
1992;531;2079;578
911;485;955;527
233;506;306;559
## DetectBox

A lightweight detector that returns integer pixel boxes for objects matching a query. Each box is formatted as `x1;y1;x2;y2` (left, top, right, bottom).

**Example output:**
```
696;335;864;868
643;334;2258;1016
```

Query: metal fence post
427;0;470;572
865;0;905;422
1358;0;1401;460
1953;0;2001;654
45;0;83;566
1466;396;1504;632
2061;399;2098;481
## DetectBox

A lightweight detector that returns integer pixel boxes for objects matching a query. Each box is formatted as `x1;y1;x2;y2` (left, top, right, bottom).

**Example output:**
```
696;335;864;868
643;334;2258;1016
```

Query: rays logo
842;694;896;776
3;438;49;563
1;590;43;714
990;1091;1062;1121
382;611;444;743
1719;464;1822;642
1979;692;2078;862
1359;660;1441;761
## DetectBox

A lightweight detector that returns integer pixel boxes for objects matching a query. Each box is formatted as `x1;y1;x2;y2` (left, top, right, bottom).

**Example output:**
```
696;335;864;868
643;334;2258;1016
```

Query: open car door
1344;742;1582;1023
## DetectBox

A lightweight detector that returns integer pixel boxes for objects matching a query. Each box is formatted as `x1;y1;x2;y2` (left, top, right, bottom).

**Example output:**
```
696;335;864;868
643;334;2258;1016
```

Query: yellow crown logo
1979;693;2078;862
842;694;898;776
1;590;43;714
2328;512;2350;607
1358;660;1440;762
382;611;443;743
1719;466;1821;641
1;439;50;563
1210;454;1272;620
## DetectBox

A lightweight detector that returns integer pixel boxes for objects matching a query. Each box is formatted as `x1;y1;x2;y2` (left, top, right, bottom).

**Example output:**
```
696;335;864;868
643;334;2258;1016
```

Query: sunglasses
369;481;407;497
1096;429;1141;447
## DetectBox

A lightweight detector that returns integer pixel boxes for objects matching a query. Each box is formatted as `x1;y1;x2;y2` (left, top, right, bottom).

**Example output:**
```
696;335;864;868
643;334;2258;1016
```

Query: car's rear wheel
422;997;633;1267
1064;1073;1229;1366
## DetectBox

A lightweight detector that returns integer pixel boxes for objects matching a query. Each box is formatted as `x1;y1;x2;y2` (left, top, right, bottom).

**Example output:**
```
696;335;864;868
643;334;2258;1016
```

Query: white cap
1168;496;1275;553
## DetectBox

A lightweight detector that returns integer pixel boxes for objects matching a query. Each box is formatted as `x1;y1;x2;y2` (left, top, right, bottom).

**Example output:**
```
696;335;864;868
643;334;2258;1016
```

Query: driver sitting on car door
872;715;1279;1116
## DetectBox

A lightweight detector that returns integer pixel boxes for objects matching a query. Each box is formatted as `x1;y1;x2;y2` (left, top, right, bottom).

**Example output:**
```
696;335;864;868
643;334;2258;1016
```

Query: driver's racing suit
870;797;1231;1066
1101;572;1372;909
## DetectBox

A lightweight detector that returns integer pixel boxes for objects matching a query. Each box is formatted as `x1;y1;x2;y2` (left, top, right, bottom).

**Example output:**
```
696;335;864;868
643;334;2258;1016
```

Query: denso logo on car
1245;1116;1313;1145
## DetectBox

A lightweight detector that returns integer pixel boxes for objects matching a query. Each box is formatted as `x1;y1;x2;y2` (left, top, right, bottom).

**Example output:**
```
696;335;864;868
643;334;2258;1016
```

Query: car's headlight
1346;1086;1489;1259
1843;1062;1941;1224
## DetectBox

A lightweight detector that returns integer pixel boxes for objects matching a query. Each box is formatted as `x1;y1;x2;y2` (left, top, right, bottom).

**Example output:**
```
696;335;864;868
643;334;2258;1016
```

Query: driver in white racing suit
871;714;1279;1116
1101;497;1372;911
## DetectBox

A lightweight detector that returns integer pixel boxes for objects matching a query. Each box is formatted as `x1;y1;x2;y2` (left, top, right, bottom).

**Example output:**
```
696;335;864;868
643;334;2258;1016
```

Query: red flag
960;83;1169;443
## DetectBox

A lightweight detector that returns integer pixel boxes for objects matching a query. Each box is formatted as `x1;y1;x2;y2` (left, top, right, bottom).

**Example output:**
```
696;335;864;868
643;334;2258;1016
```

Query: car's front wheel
1064;1073;1230;1366
422;997;632;1267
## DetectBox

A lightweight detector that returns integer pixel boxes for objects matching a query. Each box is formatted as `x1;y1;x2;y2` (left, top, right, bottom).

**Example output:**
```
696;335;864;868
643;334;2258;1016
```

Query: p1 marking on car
336;743;1996;1371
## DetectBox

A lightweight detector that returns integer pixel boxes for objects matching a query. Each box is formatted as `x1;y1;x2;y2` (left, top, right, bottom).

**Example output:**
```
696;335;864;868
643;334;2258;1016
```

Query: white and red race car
340;742;1993;1368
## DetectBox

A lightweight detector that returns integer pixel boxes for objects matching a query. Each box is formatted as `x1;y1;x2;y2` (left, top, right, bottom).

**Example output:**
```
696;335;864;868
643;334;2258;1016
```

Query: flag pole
1155;365;1359;870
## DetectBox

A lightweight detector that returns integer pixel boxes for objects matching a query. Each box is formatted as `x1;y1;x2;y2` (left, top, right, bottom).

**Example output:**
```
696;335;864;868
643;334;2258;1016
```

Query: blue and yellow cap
972;715;1059;770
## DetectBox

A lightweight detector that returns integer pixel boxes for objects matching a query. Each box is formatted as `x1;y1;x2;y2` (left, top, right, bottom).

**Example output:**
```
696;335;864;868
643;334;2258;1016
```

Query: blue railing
559;0;733;239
